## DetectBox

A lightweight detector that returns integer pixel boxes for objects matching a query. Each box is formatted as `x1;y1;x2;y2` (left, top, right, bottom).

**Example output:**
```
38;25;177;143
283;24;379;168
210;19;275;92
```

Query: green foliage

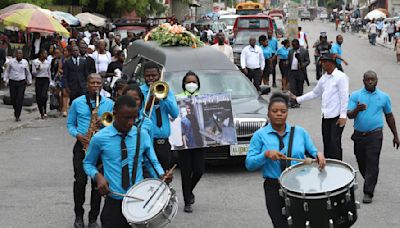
0;0;53;9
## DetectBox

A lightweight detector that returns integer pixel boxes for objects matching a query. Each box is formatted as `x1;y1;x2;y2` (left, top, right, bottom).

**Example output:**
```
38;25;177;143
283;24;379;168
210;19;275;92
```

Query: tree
0;0;53;9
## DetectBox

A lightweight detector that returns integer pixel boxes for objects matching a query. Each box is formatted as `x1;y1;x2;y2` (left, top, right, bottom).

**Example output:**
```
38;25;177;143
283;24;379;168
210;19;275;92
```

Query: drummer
83;95;173;228
245;92;326;228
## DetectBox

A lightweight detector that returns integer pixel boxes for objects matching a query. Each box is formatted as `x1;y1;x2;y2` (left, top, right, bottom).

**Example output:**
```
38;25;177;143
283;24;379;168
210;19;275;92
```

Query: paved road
0;21;399;228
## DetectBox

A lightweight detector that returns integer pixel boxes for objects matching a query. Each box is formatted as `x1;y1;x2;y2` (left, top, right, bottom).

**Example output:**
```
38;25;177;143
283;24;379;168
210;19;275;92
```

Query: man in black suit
288;39;310;107
63;46;89;103
30;33;50;60
79;40;96;74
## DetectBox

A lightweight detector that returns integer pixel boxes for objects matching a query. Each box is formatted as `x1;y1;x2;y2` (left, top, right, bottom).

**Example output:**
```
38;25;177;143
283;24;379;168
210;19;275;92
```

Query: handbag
49;93;59;110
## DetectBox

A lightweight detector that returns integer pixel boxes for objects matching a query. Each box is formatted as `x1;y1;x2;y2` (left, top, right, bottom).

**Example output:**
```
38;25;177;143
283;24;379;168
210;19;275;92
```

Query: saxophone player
67;73;114;228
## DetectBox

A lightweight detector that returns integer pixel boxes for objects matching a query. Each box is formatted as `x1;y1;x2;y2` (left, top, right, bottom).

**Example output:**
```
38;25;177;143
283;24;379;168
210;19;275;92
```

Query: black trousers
154;139;172;171
9;79;26;118
263;59;271;82
288;70;304;96
35;77;49;116
271;57;277;83
73;141;101;221
352;130;383;196
264;179;288;228
246;68;262;91
178;148;205;205
101;196;130;228
322;116;344;160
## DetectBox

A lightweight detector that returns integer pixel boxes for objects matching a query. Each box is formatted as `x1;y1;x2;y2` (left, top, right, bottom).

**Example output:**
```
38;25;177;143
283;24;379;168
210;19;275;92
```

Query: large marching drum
279;159;360;228
122;178;178;228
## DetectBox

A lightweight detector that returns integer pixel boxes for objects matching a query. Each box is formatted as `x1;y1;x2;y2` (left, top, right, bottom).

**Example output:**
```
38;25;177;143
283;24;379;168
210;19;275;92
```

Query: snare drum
279;159;360;228
122;178;178;228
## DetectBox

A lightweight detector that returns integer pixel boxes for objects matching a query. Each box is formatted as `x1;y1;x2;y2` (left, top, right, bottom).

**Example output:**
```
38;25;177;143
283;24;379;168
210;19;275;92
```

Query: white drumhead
122;178;171;223
280;159;355;194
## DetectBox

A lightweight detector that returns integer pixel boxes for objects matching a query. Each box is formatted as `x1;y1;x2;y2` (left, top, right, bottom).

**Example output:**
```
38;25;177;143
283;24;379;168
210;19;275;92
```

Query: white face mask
185;82;198;93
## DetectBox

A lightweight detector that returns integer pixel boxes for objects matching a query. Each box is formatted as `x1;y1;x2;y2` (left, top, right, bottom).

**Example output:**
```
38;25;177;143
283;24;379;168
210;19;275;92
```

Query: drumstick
283;157;315;164
110;191;144;201
162;164;177;181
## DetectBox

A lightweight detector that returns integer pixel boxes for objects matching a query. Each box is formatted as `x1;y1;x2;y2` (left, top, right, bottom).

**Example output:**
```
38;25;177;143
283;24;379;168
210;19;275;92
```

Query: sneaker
62;112;67;117
362;194;373;204
184;204;193;213
272;82;277;88
15;117;21;122
74;217;84;228
189;193;195;205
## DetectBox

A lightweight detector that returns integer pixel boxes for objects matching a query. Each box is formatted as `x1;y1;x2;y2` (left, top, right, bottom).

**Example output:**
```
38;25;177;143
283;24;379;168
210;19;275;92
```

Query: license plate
230;144;250;156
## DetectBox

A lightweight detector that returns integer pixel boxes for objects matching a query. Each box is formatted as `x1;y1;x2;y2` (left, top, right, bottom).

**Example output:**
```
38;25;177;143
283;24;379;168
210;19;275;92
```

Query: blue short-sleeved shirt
260;45;273;59
348;88;392;132
276;47;289;60
268;37;278;54
330;43;342;65
245;123;318;179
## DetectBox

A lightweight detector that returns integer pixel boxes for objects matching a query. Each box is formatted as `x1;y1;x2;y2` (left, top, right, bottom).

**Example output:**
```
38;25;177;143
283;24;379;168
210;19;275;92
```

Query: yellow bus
236;1;264;15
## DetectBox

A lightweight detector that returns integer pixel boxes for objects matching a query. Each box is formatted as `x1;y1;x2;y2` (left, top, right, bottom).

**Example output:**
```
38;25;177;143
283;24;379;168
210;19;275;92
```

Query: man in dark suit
288;39;310;107
63;46;89;103
79;40;96;74
30;33;50;60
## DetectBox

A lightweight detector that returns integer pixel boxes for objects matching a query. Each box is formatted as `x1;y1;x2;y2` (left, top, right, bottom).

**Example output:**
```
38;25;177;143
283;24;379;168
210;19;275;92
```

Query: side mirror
259;85;271;95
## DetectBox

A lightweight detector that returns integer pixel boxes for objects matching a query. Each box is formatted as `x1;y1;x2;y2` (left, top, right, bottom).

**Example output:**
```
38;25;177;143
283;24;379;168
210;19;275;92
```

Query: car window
234;31;266;45
237;18;271;29
164;70;258;98
220;18;236;26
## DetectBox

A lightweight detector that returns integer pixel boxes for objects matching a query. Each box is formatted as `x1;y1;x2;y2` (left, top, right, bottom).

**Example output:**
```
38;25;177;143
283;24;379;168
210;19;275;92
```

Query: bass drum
279;159;360;228
122;178;178;228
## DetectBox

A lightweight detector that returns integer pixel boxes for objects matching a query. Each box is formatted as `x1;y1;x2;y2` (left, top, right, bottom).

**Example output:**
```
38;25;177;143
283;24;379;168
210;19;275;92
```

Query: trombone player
140;61;179;170
67;73;114;228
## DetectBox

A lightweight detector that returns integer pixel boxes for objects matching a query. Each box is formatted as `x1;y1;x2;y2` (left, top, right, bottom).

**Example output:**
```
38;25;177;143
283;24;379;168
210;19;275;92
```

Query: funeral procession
1;0;400;227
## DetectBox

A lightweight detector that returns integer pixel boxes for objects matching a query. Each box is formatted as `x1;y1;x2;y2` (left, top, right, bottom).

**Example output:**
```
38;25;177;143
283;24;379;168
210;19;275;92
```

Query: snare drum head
122;178;171;223
279;159;355;195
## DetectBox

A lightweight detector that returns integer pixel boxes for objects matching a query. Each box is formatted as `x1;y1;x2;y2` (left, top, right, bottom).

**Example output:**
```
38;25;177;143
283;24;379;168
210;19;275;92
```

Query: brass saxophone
82;92;100;153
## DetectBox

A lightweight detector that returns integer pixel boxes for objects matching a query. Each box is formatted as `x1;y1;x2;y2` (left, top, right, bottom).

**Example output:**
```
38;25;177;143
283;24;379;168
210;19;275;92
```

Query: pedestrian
245;92;326;228
275;39;290;91
368;19;378;45
259;35;273;87
330;35;349;72
347;70;399;204
121;32;134;50
240;37;265;91
176;71;205;213
211;32;234;63
388;21;396;43
2;49;32;121
50;47;63;114
111;35;123;52
268;30;279;88
67;74;114;228
140;61;179;170
91;40;112;74
79;40;96;75
394;28;400;64
376;19;384;37
32;49;51;119
298;26;308;49
83;95;172;228
313;32;331;80
289;53;349;160
63;46;89;103
382;21;389;44
61;46;71;117
287;39;310;107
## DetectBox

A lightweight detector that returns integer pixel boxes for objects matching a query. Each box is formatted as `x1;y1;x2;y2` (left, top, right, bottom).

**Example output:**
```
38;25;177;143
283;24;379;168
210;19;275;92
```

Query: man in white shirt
298;26;308;49
240;37;265;91
368;19;378;45
211;32;234;63
289;53;349;160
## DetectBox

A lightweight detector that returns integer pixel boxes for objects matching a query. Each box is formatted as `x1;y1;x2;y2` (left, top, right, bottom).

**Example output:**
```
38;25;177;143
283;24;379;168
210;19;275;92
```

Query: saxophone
82;91;100;153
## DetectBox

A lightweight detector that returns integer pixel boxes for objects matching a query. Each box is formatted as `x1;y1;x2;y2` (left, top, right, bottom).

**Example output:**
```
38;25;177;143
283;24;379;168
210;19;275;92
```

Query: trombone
143;69;169;118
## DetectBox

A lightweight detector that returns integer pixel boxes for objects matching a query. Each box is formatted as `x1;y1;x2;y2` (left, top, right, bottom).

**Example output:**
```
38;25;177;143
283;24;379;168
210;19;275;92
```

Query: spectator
91;40;112;74
388;21;396;43
50;47;63;114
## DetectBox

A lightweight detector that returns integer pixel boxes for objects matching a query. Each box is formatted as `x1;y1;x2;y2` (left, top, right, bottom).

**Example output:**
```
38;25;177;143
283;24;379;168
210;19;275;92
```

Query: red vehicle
232;15;274;38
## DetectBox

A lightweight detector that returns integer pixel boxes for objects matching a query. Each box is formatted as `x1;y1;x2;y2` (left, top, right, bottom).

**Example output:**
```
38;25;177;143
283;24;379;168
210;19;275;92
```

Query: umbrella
52;11;80;26
75;12;107;27
364;10;387;20
0;3;41;15
0;9;70;37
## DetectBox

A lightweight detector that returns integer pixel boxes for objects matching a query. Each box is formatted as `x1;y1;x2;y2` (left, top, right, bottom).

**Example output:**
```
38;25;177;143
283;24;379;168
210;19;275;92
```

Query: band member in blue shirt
275;40;290;91
140;61;179;170
268;30;279;88
83;95;172;228
67;74;114;228
347;71;399;204
259;35;274;87
246;93;325;228
330;35;348;72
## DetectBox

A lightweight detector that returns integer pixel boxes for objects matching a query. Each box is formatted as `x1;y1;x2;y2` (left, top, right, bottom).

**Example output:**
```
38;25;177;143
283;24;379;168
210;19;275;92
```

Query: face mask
185;82;198;93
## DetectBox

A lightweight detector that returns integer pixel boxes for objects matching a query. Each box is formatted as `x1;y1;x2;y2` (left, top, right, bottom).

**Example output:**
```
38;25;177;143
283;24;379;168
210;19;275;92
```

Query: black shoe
74;217;84;228
190;193;195;205
272;82;277;88
184;204;193;213
88;221;100;228
15;117;21;122
363;194;373;204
